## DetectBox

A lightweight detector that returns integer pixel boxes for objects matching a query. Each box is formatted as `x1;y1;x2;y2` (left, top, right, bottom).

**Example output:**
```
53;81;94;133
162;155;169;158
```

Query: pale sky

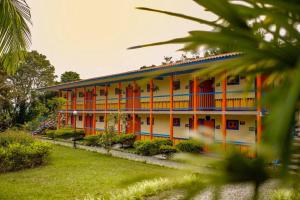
26;0;215;80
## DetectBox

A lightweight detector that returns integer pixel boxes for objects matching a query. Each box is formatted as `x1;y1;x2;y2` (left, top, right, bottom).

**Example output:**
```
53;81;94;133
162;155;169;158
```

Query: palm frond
0;0;31;74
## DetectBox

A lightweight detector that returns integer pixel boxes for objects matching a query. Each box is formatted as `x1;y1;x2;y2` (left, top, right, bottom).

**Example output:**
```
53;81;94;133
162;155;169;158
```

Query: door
198;118;215;140
86;91;93;110
126;85;133;111
85;115;93;134
126;84;141;111
126;114;141;134
200;79;214;110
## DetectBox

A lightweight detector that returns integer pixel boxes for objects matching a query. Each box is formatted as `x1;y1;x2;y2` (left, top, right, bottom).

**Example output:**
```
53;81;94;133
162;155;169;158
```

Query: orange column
58;90;61;129
93;86;96;134
105;85;108;130
74;88;77;130
256;74;262;143
221;75;227;149
132;81;136;134
118;82;122;134
82;88;86;133
169;75;174;141
66;91;68;126
193;76;198;131
150;79;153;140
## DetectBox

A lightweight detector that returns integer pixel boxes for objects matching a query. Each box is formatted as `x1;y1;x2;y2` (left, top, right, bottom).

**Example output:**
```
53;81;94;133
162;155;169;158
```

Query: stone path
40;138;213;173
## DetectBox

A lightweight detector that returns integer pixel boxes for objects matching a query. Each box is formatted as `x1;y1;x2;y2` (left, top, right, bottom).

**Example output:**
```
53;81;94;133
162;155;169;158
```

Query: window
99;116;104;122
79;92;84;97
173;80;180;90
99;89;106;96
173;118;181;127
79;116;83;121
146;117;154;125
226;120;239;130
227;76;240;85
115;88;121;95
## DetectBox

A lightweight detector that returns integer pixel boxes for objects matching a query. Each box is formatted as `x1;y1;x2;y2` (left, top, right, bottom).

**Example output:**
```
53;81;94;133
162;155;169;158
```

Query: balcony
60;90;257;113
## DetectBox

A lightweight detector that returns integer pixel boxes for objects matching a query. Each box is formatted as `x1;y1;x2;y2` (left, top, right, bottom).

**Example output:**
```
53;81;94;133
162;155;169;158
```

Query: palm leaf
0;0;31;74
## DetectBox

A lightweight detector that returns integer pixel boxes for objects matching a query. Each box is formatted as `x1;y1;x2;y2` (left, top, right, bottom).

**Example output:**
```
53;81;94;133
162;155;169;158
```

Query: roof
39;52;241;91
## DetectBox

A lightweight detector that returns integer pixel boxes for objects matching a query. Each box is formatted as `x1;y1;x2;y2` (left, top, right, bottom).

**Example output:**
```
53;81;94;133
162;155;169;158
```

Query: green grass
0;145;184;200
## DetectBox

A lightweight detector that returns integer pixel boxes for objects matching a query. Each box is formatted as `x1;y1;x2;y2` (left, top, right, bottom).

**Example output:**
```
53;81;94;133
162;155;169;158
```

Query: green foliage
272;189;300;200
132;0;300;176
83;135;101;146
98;132;116;153
134;139;173;156
0;130;51;173
159;145;177;159
45;129;56;139
115;134;136;148
60;71;80;83
176;140;203;153
0;131;34;147
46;128;84;139
0;0;31;74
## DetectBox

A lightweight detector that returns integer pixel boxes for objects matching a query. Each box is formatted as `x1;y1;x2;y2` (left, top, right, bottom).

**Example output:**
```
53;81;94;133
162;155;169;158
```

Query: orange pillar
256;74;262;143
150;79;153;140
132;81;136;134
83;88;86;133
66;91;68;126
193;76;198;131
221;75;227;149
118;82;122;134
93;86;96;134
58;90;61;129
105;85;108;130
169;75;174;141
74;88;77;131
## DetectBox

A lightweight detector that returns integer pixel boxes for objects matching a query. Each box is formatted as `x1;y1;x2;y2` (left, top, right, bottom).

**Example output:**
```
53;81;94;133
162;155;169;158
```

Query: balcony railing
61;90;258;112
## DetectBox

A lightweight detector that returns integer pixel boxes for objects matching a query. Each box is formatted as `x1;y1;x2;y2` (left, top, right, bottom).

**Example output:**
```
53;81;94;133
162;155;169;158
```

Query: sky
26;0;215;80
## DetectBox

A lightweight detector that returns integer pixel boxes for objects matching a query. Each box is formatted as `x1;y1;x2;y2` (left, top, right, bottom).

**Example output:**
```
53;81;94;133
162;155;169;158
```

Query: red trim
256;74;262;143
118;82;121;134
169;75;174;140
222;74;227;149
150;79;153;140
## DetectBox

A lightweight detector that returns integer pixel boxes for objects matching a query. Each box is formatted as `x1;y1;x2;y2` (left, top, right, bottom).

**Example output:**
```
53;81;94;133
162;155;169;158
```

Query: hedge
46;128;85;139
0;131;51;173
175;140;203;153
83;135;101;146
115;134;136;147
133;139;173;156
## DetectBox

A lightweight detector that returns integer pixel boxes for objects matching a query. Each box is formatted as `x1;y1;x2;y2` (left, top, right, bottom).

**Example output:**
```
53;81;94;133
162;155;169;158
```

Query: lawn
0;145;184;200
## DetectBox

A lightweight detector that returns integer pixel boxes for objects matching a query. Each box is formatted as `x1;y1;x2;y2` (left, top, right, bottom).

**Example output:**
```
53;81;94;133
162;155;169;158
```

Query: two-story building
41;53;264;154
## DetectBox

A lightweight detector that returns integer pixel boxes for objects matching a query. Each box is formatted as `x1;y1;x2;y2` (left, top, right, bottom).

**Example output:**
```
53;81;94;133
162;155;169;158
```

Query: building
41;53;264;153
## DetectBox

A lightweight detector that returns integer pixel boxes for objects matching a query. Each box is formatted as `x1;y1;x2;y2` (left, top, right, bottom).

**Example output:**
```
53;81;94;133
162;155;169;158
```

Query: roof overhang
38;52;240;91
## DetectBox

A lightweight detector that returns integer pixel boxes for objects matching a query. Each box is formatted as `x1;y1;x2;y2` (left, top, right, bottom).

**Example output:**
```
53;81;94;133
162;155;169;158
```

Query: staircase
32;117;58;135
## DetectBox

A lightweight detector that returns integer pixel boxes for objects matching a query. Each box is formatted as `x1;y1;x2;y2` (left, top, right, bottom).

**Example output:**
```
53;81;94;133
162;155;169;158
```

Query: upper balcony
61;90;259;114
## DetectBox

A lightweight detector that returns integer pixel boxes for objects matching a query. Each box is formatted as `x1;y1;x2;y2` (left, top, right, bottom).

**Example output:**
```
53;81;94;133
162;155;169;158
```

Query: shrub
176;140;203;153
45;129;56;139
52;128;85;139
0;131;34;147
152;139;173;147
117;134;136;148
159;145;177;159
83;135;101;146
0;131;51;173
98;132;116;153
134;139;174;156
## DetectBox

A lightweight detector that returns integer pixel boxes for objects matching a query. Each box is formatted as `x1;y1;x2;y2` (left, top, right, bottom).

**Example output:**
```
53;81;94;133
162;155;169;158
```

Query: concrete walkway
40;138;213;173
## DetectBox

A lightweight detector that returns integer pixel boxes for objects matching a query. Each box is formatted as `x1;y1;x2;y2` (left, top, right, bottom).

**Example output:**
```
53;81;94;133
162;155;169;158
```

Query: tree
0;0;31;74
8;50;56;125
60;71;80;83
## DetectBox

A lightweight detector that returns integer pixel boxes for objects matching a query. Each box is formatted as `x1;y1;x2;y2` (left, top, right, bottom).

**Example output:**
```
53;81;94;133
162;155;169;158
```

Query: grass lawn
0;145;185;200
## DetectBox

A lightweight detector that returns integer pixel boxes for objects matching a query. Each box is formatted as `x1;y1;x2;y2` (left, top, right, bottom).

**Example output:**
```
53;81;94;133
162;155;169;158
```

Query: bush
98;132;116;153
46;128;85;139
83;135;101;146
152;139;173;147
117;134;136;148
0;131;34;147
134;139;174;156
45;129;56;139
0;131;51;173
159;145;177;159
176;140;203;153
